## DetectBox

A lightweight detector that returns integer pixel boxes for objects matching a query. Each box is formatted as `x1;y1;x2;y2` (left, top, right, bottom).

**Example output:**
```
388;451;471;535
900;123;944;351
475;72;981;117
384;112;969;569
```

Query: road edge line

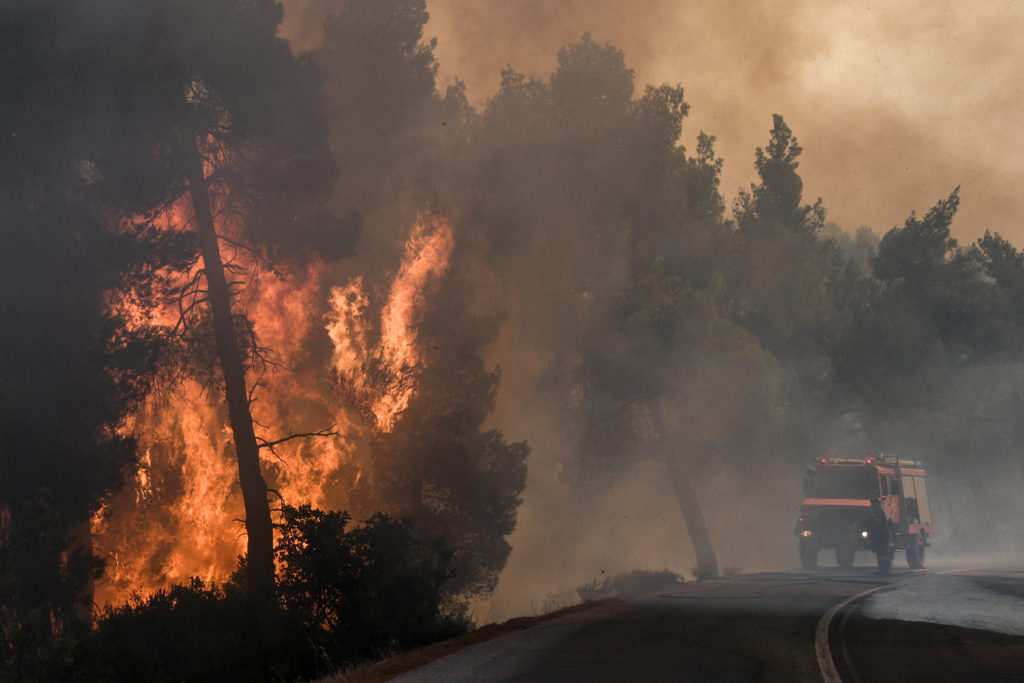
814;584;888;683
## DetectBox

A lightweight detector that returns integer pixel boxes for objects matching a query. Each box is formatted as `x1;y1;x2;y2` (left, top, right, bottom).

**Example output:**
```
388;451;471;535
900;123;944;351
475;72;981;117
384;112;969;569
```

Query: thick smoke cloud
425;0;1024;243
273;0;1024;620
283;0;1024;243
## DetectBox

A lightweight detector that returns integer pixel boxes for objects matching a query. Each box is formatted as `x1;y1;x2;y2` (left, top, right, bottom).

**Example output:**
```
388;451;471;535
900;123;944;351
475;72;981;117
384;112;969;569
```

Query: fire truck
794;454;933;575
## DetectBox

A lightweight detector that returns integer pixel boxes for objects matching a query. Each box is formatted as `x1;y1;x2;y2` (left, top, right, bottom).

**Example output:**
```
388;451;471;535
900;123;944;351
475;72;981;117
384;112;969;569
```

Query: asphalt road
393;557;1024;682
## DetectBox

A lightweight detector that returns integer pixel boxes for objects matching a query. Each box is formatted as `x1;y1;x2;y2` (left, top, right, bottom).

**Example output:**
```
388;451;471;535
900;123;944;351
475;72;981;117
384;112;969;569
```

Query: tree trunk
183;134;275;600
650;398;719;579
67;518;95;624
663;456;719;579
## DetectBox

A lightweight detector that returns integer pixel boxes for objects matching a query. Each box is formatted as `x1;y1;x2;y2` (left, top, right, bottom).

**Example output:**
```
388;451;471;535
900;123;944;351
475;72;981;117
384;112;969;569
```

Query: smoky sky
274;0;1024;616
281;0;1024;245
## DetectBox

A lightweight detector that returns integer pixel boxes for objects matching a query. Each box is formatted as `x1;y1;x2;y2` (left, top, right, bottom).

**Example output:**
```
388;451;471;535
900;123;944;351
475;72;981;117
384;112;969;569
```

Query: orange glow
92;381;243;606
92;205;455;607
107;198;200;332
327;214;454;432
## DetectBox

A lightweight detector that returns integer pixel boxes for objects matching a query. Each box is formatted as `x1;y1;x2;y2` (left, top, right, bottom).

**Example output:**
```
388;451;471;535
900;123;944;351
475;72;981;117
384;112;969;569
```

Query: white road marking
815;566;978;682
814;582;889;683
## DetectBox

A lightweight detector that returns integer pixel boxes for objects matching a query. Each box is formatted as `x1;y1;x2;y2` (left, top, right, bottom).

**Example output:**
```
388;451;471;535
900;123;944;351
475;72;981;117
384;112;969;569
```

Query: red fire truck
794;454;933;575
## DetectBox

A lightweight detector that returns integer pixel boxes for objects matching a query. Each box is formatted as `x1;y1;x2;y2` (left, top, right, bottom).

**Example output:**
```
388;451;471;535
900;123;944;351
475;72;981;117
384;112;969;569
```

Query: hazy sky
282;0;1024;243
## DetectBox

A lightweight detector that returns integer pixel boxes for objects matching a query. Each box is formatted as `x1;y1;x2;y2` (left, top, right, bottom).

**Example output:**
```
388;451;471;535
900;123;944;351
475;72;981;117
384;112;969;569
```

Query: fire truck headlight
861;530;870;539
800;530;813;538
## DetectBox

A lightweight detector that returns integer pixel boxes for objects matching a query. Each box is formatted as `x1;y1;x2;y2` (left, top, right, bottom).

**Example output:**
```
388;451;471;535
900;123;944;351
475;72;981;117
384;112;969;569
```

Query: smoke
274;0;1024;617
874;360;1024;560
278;0;1024;240
406;1;1024;244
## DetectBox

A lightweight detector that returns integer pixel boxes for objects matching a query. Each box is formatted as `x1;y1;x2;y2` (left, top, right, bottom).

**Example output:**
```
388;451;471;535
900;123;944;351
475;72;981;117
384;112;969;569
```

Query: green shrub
2;579;311;683
276;505;471;663
2;506;470;681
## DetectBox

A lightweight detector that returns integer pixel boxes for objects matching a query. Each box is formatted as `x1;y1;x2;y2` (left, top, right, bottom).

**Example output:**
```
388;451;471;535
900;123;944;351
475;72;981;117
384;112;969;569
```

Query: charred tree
182;133;275;599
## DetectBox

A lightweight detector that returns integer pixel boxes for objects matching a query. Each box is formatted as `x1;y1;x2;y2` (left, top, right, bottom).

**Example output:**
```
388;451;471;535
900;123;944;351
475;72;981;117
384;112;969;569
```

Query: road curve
394;561;1024;682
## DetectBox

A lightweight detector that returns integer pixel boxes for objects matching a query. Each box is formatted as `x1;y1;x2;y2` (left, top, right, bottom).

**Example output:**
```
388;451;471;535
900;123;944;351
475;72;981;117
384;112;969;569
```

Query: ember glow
92;210;455;607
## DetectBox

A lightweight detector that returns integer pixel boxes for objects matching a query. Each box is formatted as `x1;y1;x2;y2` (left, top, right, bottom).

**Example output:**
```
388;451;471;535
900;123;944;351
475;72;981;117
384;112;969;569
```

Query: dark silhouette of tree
833;190;1013;405
609;266;781;578
470;34;763;579
276;504;469;661
727;115;852;461
363;356;529;599
977;230;1024;292
730;115;836;351
316;0;473;219
974;230;1024;348
735;114;825;236
873;190;961;291
0;0;194;638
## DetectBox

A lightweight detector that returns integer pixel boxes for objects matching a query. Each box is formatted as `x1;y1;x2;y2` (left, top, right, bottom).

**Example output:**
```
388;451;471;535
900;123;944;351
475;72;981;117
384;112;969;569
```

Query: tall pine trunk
183;134;275;600
650;397;719;579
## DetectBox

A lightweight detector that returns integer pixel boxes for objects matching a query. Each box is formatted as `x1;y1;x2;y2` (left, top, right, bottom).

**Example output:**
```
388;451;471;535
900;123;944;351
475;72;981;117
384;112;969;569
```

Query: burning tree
81;0;352;600
327;215;528;600
89;0;527;610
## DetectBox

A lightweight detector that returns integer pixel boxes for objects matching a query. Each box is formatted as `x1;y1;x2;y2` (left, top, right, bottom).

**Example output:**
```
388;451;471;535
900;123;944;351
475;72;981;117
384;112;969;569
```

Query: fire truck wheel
876;526;895;576
835;545;855;568
906;532;926;570
799;539;817;570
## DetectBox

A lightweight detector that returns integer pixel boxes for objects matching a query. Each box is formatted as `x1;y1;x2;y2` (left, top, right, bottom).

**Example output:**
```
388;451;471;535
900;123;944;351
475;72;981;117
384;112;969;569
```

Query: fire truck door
880;474;900;523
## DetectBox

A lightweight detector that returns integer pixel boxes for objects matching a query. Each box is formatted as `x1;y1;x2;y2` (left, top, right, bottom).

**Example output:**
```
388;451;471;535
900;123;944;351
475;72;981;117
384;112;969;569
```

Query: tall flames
92;211;454;607
328;218;455;432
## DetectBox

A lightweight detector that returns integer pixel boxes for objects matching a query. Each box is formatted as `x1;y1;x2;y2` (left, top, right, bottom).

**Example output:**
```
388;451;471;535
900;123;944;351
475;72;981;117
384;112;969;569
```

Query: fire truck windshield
807;468;877;499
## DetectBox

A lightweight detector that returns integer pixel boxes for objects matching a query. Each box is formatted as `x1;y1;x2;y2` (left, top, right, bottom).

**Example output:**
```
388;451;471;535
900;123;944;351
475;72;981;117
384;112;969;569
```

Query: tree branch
257;427;338;451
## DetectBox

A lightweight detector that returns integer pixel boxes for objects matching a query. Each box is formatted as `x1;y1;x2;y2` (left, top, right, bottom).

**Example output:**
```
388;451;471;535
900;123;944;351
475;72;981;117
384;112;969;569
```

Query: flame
92;210;455;607
93;381;242;605
106;199;200;332
327;214;454;432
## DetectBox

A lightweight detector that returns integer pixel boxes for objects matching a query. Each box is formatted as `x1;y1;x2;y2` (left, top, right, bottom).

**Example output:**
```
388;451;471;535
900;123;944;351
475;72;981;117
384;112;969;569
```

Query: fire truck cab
794;454;933;575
